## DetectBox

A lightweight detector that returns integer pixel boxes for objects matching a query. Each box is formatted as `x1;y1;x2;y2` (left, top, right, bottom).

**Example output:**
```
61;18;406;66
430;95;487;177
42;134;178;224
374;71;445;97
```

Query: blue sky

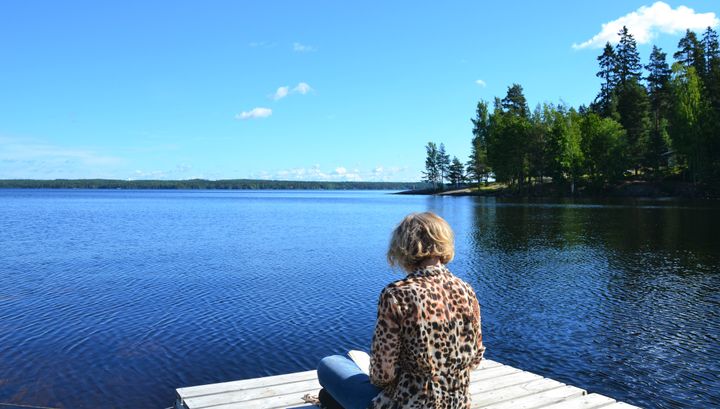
1;1;718;181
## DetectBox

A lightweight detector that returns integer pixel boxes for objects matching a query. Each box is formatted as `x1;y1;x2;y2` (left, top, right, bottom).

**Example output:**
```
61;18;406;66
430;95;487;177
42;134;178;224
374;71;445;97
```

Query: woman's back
369;264;484;409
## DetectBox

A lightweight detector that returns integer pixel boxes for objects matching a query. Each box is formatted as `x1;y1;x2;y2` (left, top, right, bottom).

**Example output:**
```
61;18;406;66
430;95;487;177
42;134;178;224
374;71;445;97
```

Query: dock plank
601;403;643;409
183;378;321;408
470;378;566;407
176;360;641;409
476;385;586;409
205;389;321;409
538;393;616;408
470;371;544;393
177;369;317;399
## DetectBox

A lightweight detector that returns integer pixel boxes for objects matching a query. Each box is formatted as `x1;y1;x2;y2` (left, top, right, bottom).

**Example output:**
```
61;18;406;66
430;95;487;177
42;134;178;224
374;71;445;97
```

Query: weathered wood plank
177;370;317;399
179;359;501;401
537;393;616;408
470;378;566;408
600;403;643;409
175;358;641;409
470;371;544;394
183;378;321;408
202;389;321;409
476;359;503;369
470;365;523;382
476;385;586;409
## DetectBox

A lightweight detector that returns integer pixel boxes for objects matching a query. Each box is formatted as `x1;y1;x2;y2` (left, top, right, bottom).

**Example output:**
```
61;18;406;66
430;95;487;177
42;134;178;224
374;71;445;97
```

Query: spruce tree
701;27;720;112
674;30;705;76
595;42;618;116
438;143;451;186
701;27;719;75
616;78;650;174
645;46;672;173
615;26;642;85
467;101;490;184
448;157;466;187
423;142;440;186
701;27;720;179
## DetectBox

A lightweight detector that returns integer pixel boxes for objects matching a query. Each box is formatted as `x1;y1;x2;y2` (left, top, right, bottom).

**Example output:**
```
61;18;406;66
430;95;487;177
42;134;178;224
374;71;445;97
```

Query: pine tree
594;42;618;116
701;27;720;112
487;87;533;186
501;84;529;118
674;30;705;76
701;27;719;75
467;101;491;184
448;157;466;187
438;143;451;186
645;46;672;173
423;142;440;186
615;26;642;85
700;27;720;180
616;78;650;174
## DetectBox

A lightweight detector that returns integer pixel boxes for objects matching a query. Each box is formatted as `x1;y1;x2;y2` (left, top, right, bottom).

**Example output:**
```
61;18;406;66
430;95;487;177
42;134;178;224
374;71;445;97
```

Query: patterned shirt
369;264;485;409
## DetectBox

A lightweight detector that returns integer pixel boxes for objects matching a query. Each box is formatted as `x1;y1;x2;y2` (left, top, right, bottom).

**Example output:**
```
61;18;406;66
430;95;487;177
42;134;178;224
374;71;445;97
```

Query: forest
424;26;720;195
0;179;423;190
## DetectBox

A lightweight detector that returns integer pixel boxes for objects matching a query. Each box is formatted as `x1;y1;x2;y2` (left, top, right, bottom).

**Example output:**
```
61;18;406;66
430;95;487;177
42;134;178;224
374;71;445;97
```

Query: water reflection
466;197;720;408
1;191;718;409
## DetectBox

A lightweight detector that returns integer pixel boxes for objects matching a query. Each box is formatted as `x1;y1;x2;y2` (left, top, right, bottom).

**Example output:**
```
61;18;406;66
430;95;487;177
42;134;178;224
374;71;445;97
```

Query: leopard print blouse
368;264;485;409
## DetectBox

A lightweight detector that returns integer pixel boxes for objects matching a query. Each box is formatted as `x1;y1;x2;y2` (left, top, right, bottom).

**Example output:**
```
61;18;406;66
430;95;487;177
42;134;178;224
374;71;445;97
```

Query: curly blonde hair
387;212;455;272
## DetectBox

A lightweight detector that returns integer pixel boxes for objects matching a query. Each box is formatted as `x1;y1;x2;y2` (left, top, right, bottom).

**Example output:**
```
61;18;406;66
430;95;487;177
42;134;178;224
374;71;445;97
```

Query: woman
317;212;485;409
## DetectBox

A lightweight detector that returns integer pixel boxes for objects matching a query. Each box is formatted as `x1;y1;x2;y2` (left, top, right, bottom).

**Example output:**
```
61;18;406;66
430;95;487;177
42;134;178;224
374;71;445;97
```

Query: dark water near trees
1;190;718;409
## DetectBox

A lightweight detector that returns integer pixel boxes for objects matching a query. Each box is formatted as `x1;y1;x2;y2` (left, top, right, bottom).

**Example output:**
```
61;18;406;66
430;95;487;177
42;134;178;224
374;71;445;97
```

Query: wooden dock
175;359;642;409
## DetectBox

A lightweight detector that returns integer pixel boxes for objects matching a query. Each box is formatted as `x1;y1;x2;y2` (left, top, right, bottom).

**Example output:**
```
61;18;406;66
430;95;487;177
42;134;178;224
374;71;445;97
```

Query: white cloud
293;42;317;52
248;41;275;48
250;164;413;182
129;163;194;180
273;86;289;100
475;79;487;87
270;82;313;100
573;2;719;49
235;107;272;120
294;82;313;94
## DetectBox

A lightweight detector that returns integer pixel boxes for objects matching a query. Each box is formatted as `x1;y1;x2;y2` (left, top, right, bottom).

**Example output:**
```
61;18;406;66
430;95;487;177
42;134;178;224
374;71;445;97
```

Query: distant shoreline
397;180;719;199
0;179;428;191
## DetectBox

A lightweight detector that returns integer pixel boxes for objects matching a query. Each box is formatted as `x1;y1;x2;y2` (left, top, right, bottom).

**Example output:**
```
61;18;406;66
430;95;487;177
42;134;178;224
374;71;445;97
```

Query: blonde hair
387;212;455;272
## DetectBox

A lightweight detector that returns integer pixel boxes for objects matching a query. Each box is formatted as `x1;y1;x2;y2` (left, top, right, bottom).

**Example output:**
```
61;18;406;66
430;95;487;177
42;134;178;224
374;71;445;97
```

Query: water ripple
0;190;718;408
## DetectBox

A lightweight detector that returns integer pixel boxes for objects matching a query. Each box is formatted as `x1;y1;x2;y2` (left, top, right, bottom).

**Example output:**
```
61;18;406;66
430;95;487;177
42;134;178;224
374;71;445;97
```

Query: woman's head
387;212;455;272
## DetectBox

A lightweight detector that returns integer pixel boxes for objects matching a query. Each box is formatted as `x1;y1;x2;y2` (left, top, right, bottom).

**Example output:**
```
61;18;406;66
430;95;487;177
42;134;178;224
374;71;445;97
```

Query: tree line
0;179;426;190
424;26;720;192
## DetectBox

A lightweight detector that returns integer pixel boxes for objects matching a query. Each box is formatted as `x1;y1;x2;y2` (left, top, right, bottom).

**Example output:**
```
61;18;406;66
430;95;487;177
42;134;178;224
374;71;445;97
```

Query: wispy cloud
248;41;276;48
235;107;272;120
269;83;314;100
475;79;487;87
0;136;124;178
0;136;122;166
293;82;313;94
273;86;290;100
293;42;317;52
129;163;195;180
573;2;719;49
250;164;410;182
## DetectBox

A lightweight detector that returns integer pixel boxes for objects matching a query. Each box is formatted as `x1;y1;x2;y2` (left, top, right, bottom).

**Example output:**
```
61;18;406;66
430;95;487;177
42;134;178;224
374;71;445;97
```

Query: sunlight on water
0;190;718;408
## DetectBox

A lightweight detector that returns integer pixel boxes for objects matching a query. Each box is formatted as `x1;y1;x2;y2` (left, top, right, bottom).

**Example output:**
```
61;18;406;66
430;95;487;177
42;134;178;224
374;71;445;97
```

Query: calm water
1;190;719;409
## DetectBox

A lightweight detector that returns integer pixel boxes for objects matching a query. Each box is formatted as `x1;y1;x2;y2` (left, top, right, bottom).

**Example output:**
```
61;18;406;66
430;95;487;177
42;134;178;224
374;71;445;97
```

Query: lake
0;189;718;408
